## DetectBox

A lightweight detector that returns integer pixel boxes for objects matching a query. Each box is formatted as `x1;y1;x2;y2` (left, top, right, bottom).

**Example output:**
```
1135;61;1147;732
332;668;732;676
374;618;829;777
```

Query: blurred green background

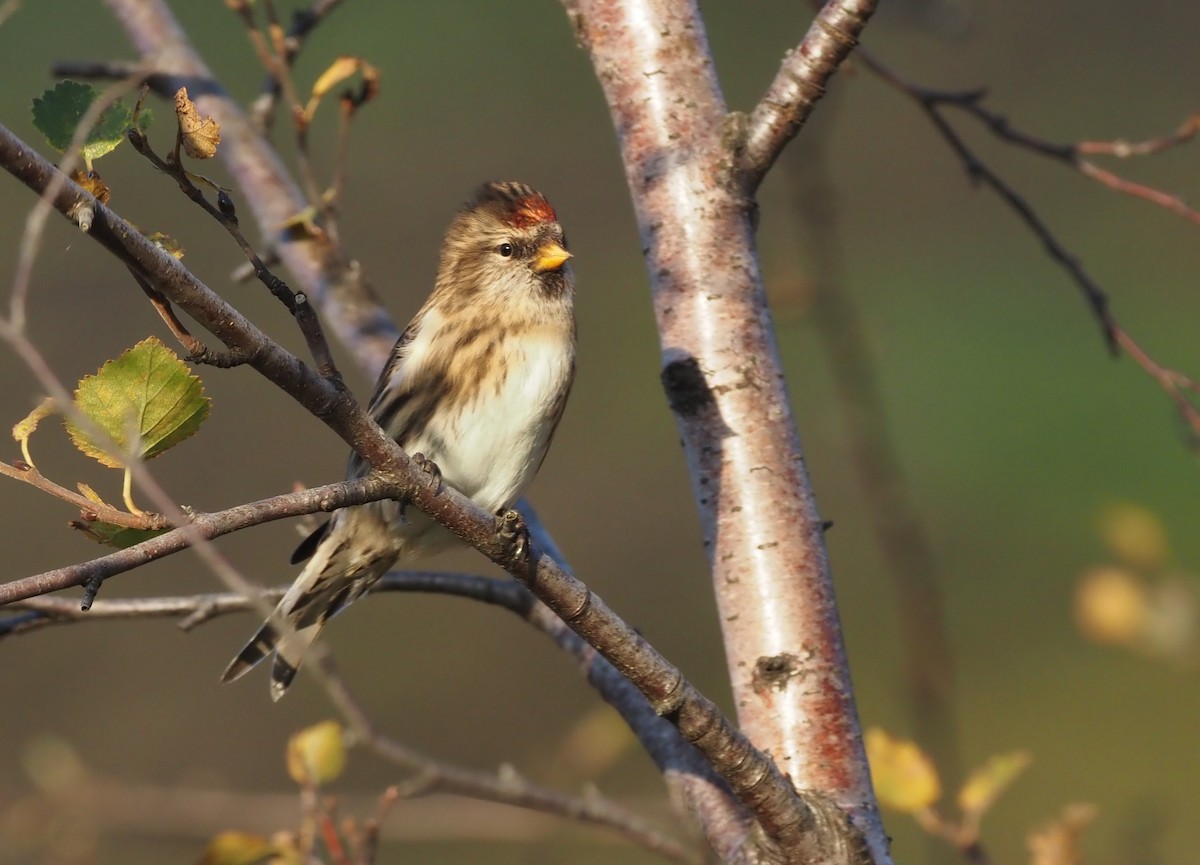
2;1;1199;864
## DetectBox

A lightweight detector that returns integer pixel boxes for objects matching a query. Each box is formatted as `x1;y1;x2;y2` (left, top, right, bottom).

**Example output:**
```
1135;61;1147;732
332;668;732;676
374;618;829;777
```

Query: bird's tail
220;509;402;700
220;611;325;701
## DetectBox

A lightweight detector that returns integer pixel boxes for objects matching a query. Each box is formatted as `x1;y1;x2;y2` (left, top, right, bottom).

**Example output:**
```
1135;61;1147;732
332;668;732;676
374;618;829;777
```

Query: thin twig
226;0;329;220
10;71;147;333
0;473;402;606
1077;113;1200;157
125;125;343;381
128;268;248;366
248;0;348;131
862;55;1200;225
860;49;1200;439
0;457;170;530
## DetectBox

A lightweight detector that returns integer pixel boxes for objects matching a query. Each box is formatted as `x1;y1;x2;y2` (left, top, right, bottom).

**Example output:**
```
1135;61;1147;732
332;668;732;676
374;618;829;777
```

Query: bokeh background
2;1;1199;863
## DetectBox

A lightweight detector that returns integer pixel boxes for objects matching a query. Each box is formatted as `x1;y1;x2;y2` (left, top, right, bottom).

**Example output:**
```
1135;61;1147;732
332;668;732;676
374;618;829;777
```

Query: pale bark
565;1;888;861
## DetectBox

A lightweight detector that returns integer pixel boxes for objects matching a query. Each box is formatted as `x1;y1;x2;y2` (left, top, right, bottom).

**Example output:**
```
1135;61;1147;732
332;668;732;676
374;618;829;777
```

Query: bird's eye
497;243;514;258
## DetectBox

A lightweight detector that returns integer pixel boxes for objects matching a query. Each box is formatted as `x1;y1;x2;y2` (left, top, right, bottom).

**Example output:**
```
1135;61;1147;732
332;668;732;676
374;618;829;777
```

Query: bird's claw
494;508;531;565
411;452;443;494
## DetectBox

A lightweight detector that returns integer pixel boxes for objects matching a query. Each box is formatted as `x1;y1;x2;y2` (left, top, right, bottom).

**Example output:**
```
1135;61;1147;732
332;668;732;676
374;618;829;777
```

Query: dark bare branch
860;50;1200;439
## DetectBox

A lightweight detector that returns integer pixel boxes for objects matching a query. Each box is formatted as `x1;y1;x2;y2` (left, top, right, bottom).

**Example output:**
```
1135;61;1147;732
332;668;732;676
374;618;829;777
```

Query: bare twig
125;124;343;381
0;457;170;531
0;473;402;606
128;268;248;366
1077;114;1200;157
860;56;1200;226
860;50;1200;439
226;0;329;223
248;0;348;131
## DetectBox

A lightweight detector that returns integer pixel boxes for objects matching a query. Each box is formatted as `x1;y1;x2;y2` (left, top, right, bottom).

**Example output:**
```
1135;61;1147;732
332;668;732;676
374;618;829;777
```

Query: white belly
409;334;571;514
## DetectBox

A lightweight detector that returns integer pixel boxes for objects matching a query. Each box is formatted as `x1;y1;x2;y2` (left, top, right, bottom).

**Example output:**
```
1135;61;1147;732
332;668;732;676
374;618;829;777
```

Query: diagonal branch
737;0;879;193
0;122;809;861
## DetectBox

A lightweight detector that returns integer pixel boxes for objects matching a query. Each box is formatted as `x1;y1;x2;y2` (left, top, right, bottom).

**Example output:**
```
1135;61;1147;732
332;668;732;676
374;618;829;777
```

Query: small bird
222;181;576;699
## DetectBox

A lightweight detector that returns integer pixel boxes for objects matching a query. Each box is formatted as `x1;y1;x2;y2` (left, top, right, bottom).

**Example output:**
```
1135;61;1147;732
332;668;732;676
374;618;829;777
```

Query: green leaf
66;336;211;468
31;80;141;167
69;519;169;549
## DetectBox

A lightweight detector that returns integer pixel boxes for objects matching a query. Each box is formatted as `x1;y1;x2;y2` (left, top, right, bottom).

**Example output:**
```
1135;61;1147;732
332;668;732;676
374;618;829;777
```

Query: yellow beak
533;242;572;273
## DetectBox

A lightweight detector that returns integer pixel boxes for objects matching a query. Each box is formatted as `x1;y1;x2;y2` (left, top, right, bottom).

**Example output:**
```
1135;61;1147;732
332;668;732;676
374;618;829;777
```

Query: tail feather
269;623;324;701
221;508;402;699
221;619;279;684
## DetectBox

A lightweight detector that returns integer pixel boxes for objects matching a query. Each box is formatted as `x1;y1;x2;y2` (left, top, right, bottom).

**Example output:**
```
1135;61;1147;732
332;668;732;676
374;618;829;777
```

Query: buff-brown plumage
222;182;576;699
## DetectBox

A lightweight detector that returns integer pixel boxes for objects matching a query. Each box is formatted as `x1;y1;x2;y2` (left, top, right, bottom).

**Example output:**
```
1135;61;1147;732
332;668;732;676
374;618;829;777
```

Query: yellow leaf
1027;803;1097;865
303;56;380;122
1074;567;1147;646
865;727;941;813
1099;502;1168;572
197;831;279;865
145;231;186;260
21;735;86;795
957;750;1030;818
174;87;221;159
12;396;56;467
286;720;346;786
76;482;106;506
277;205;323;241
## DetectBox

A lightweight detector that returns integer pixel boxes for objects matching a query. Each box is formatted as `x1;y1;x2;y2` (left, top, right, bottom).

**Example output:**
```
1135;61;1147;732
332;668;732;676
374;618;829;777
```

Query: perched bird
222;181;576;700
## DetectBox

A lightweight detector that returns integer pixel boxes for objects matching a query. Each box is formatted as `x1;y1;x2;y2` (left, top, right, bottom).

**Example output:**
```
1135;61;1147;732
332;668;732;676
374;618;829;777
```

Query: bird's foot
411;452;443;494
494;508;531;566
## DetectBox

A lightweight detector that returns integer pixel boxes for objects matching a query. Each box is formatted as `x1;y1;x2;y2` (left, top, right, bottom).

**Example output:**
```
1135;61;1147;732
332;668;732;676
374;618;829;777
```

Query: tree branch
0;457;171;531
0;120;811;861
737;0;879;193
564;2;887;863
4;564;750;860
101;0;399;380
860;50;1200;439
0;475;400;606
